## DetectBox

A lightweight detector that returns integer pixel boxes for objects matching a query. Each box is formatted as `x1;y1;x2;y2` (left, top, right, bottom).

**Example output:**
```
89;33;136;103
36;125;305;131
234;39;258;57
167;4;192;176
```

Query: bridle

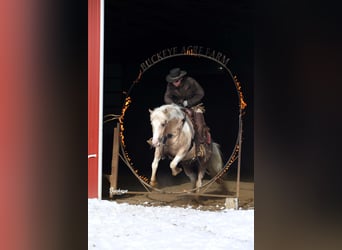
160;113;194;154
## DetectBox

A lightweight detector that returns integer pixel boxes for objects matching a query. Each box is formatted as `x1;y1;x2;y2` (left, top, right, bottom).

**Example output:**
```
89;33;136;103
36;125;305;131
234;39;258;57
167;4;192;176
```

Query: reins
161;112;195;155
161;115;185;145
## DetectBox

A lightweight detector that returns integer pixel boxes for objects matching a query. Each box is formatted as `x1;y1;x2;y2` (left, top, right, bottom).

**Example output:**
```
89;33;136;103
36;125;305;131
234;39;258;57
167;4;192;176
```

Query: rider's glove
183;100;188;107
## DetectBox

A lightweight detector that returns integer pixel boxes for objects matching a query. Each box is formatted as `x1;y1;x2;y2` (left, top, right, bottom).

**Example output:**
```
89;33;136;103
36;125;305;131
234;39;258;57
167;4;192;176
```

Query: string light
234;75;247;111
119;87;150;182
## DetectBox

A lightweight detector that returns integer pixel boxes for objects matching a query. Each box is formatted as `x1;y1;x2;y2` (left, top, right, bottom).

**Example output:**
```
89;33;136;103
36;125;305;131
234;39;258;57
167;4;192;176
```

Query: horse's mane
150;104;184;122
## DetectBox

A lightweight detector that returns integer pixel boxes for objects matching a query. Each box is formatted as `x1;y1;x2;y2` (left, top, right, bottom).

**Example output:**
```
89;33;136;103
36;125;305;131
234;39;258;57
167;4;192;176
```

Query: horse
148;103;228;193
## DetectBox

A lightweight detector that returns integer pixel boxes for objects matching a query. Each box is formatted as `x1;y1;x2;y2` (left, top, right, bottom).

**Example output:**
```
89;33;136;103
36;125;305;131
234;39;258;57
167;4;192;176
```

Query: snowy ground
88;199;254;250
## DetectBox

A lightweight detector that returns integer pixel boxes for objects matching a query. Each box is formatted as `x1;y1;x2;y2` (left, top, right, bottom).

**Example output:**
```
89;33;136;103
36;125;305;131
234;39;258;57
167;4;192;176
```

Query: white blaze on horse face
151;118;165;147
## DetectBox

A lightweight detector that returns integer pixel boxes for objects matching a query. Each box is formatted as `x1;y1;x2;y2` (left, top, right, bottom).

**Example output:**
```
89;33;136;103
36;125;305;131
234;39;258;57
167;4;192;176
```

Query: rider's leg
193;109;208;157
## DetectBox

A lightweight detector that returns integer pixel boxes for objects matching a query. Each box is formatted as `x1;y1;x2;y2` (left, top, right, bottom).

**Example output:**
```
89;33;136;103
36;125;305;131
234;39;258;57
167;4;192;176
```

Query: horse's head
149;107;169;147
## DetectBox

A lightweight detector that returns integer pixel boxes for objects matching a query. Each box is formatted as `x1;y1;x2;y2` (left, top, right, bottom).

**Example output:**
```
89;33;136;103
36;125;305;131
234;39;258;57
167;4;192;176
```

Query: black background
102;0;254;189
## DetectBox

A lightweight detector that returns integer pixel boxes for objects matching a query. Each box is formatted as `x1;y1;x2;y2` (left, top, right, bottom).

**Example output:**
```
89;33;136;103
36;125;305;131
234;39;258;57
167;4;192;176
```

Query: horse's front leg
170;154;185;176
150;147;162;187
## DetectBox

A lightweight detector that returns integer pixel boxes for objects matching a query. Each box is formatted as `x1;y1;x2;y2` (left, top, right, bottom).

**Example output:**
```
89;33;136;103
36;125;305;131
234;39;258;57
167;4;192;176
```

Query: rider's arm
164;84;177;104
186;77;204;107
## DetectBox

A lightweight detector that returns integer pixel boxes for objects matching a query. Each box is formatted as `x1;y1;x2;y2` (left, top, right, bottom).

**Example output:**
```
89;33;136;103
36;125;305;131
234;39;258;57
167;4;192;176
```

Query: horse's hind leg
195;164;206;192
183;165;197;189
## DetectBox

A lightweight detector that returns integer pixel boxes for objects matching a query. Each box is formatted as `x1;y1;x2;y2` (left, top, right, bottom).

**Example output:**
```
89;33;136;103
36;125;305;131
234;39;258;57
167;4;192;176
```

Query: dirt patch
108;180;254;211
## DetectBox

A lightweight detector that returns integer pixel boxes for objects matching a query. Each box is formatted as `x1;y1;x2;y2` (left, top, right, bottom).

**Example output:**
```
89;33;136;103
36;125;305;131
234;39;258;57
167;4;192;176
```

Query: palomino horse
149;103;227;192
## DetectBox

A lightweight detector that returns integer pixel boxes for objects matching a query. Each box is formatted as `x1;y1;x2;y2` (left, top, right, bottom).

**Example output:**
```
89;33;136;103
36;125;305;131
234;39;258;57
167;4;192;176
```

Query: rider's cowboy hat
166;68;187;83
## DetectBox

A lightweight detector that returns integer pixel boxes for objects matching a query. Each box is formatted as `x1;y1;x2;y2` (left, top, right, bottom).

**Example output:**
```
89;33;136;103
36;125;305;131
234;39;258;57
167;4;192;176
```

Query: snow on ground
88;199;254;250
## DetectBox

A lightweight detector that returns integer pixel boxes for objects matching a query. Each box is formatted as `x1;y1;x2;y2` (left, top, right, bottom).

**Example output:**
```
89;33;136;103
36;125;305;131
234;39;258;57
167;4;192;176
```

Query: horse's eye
161;122;166;127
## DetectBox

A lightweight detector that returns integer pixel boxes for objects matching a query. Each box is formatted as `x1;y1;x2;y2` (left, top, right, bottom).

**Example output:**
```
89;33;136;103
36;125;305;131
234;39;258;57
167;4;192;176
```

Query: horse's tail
204;142;230;193
205;142;223;177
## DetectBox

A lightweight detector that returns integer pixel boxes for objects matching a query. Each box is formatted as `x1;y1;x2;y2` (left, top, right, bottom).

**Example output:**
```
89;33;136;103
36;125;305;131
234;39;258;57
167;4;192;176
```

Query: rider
164;67;211;158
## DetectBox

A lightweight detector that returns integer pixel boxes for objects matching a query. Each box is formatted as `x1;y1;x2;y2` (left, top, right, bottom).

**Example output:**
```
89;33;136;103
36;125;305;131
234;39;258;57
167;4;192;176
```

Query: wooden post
225;111;243;210
109;122;120;198
236;111;243;199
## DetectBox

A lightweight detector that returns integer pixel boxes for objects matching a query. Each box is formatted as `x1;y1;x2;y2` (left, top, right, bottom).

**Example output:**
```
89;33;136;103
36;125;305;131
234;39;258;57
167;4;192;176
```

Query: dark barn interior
101;0;254;196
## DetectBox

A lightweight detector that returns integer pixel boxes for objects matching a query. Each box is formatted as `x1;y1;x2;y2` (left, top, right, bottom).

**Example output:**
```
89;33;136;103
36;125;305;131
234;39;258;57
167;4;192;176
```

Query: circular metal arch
117;47;247;194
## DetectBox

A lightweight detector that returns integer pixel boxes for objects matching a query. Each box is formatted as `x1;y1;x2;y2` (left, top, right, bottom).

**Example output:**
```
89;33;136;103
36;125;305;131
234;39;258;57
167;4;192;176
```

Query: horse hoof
149;180;158;187
172;167;182;176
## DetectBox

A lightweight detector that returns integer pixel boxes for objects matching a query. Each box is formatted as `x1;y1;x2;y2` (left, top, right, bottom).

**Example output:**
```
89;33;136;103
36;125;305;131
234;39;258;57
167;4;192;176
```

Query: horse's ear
149;108;153;114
